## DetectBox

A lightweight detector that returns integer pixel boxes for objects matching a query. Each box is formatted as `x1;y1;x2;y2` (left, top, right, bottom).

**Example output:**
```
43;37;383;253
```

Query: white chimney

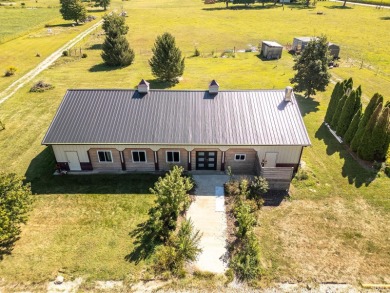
209;80;219;94
138;79;150;94
284;86;293;102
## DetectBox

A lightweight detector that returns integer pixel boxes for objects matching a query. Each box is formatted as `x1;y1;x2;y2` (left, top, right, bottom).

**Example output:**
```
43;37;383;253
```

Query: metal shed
261;41;283;59
292;37;317;52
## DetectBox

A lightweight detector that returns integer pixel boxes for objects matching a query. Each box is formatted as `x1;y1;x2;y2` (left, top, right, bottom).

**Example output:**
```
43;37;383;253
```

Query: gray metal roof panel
42;89;311;146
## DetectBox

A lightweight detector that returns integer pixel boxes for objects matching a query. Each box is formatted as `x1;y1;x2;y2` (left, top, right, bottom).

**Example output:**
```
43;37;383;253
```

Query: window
235;154;246;161
98;151;113;162
166;151;180;163
132;151;146;162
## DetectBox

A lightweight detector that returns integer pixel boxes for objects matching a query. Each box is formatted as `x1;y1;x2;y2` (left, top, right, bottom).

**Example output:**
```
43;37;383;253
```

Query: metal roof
294;37;317;42
42;89;311;146
262;41;283;48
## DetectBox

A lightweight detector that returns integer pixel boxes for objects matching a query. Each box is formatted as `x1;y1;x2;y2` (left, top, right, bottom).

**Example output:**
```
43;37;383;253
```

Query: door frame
196;151;217;170
264;152;278;167
65;151;82;171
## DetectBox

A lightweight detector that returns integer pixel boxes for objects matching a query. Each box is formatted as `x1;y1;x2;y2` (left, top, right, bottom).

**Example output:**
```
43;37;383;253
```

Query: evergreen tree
60;0;87;24
102;13;128;35
95;0;110;10
344;108;362;145
351;93;383;152
0;172;33;255
325;82;342;124
336;86;362;137
358;103;383;161
290;36;330;97
371;107;390;160
342;77;353;93
101;13;134;67
149;32;185;82
146;166;193;242
330;93;347;129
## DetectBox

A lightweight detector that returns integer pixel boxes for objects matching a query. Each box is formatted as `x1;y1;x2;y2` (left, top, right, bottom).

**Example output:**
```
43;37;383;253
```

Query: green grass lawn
0;7;61;43
0;0;389;288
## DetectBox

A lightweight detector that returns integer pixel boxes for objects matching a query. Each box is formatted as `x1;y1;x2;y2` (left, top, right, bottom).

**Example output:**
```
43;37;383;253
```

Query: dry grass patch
257;197;390;284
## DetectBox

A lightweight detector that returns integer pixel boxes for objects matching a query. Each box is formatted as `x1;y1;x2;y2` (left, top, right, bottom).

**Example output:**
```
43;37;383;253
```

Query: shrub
81;53;88;58
230;232;261;281
152;219;202;277
295;168;309;180
224;180;240;197
62;50;69;56
249;176;268;209
234;201;256;239
30;81;54;93
4;66;17;77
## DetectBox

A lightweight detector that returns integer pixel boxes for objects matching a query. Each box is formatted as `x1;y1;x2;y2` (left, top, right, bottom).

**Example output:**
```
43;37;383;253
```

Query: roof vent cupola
138;79;150;94
209;80;219;94
284;86;293;102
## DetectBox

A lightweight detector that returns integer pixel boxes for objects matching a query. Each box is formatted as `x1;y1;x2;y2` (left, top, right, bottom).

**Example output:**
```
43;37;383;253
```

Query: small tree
344;108;362;145
59;0;87;24
153;219;202;277
358;103;383;161
290;35;331;97
102;13;128;35
0;173;33;256
337;86;362;137
324;82;342;124
371;107;390;160
95;0;110;10
330;93;347;129
149;32;185;82
147;166;193;242
351;93;383;152
101;13;134;67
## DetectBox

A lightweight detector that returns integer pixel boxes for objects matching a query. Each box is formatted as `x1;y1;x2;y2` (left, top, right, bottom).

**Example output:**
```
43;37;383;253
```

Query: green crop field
0;0;389;289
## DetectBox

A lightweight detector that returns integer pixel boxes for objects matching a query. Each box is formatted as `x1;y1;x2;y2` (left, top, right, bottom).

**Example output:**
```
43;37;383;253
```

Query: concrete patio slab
187;175;228;273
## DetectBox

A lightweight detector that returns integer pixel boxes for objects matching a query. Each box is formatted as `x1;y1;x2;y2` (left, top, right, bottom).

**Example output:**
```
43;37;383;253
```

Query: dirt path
0;20;103;105
328;0;390;8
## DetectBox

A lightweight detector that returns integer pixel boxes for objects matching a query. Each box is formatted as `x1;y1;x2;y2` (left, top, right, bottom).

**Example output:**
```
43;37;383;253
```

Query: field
0;0;389;289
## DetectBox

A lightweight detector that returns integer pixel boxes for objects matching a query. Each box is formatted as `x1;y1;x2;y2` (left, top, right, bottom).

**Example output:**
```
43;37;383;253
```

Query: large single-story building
260;41;283;59
42;80;311;179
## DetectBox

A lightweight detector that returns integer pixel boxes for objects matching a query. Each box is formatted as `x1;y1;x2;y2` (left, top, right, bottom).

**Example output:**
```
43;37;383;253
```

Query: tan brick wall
157;148;188;171
123;148;155;172
89;148;122;171
225;148;257;174
191;148;222;171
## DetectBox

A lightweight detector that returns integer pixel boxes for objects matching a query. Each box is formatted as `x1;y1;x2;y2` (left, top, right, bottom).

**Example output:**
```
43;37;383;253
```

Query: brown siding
89;148;122;171
225;148;257;174
80;162;93;171
157;148;188;171
123;148;155;172
191;148;222;171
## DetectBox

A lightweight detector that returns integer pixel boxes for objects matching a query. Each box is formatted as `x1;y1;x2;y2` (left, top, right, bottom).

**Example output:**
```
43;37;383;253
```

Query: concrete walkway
186;175;229;273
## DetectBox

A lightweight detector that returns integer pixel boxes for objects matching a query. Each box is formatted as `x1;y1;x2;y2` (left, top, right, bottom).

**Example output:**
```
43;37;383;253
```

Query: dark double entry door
196;151;217;170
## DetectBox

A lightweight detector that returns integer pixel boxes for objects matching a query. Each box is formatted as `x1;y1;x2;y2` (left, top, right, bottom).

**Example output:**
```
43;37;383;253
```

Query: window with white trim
97;150;113;162
132;151;146;162
166;151;180;163
234;154;246;161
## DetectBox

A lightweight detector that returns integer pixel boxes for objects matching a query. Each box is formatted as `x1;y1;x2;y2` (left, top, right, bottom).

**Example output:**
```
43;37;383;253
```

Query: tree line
325;78;390;162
